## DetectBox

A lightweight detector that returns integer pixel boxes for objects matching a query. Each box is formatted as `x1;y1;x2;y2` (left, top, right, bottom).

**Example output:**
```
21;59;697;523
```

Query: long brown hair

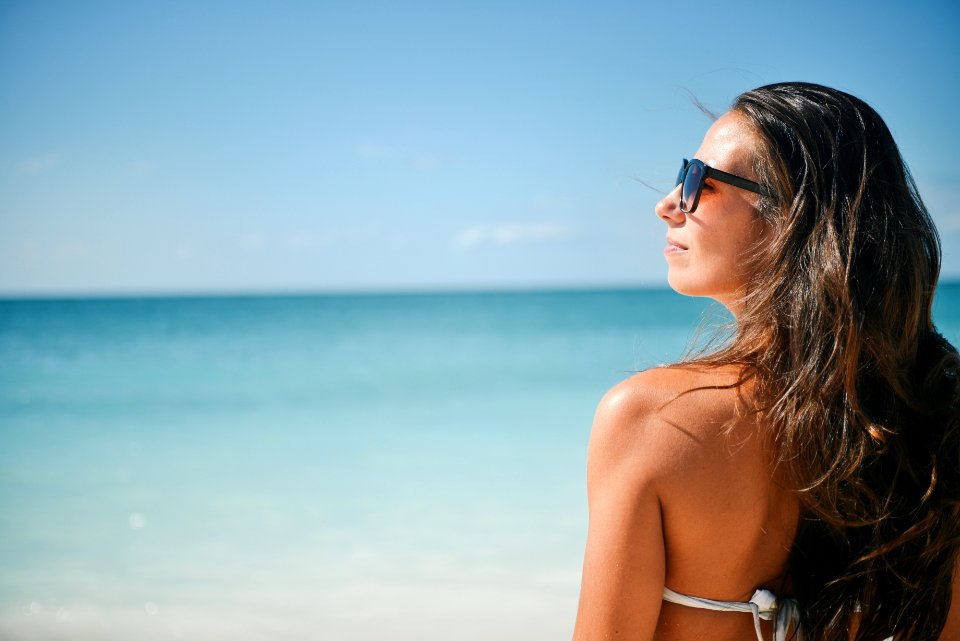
695;82;960;639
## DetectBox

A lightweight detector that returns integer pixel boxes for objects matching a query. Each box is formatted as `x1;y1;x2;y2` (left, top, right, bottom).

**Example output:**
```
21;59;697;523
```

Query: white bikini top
663;588;895;641
662;587;800;641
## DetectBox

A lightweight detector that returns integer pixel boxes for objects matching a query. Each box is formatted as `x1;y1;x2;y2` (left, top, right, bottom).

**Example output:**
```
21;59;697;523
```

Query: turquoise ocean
2;286;959;641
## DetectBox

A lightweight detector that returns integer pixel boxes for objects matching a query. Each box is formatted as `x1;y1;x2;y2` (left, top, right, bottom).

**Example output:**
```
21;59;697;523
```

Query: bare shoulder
588;364;748;490
596;364;744;420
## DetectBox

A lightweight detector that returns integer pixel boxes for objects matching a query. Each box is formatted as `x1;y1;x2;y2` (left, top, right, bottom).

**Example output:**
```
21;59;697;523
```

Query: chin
666;271;702;297
667;271;733;301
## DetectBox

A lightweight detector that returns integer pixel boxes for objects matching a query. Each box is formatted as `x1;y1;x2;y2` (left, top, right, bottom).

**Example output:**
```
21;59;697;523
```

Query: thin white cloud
235;231;337;254
355;141;451;171
412;154;445;171
18;152;62;175
454;221;574;249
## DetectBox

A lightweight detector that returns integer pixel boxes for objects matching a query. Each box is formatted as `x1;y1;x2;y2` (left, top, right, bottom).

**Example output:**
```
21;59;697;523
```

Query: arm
572;379;668;641
940;557;960;641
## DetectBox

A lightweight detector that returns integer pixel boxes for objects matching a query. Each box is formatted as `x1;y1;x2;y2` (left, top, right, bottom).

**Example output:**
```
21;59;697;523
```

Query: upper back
604;364;799;639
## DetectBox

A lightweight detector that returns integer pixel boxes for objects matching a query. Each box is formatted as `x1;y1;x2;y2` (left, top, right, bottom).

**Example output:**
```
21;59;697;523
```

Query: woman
572;83;960;641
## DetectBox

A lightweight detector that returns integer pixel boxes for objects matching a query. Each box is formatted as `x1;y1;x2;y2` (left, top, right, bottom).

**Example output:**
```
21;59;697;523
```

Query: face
656;111;767;312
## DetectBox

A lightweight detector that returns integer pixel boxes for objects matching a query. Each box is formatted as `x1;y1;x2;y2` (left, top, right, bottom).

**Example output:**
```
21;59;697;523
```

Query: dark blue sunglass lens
681;160;703;212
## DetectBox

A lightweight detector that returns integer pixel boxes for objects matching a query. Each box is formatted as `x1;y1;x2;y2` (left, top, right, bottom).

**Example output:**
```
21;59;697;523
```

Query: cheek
710;226;760;270
666;218;764;298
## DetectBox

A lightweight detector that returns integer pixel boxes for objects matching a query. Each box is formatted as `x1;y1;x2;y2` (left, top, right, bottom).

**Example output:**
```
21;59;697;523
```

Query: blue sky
1;0;958;295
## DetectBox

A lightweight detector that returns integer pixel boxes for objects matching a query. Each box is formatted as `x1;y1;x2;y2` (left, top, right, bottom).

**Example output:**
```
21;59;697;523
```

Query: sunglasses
676;158;770;213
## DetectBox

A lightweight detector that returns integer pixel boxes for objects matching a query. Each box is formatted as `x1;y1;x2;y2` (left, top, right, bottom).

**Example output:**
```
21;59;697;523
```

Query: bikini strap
662;587;801;641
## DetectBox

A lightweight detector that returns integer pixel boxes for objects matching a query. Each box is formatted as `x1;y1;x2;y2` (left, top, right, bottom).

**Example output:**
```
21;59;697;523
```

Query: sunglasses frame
676;158;771;214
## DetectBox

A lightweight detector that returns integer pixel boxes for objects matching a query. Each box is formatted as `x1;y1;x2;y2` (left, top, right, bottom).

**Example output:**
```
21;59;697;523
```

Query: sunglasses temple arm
707;167;771;197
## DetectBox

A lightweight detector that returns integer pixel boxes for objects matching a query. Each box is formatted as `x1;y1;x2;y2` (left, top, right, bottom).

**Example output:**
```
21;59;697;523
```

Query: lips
665;237;688;251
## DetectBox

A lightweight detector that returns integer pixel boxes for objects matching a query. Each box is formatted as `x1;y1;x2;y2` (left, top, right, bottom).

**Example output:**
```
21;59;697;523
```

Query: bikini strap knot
749;588;779;614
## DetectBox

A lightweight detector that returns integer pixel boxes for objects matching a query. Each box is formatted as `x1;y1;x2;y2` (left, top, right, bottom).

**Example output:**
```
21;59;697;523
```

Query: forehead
694;111;758;175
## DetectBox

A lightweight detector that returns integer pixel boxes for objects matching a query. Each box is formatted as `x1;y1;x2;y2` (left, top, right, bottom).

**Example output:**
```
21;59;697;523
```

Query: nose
655;184;685;225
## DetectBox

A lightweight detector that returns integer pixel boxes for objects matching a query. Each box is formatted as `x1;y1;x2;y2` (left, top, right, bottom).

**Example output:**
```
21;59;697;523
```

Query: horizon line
3;278;959;303
0;280;674;302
